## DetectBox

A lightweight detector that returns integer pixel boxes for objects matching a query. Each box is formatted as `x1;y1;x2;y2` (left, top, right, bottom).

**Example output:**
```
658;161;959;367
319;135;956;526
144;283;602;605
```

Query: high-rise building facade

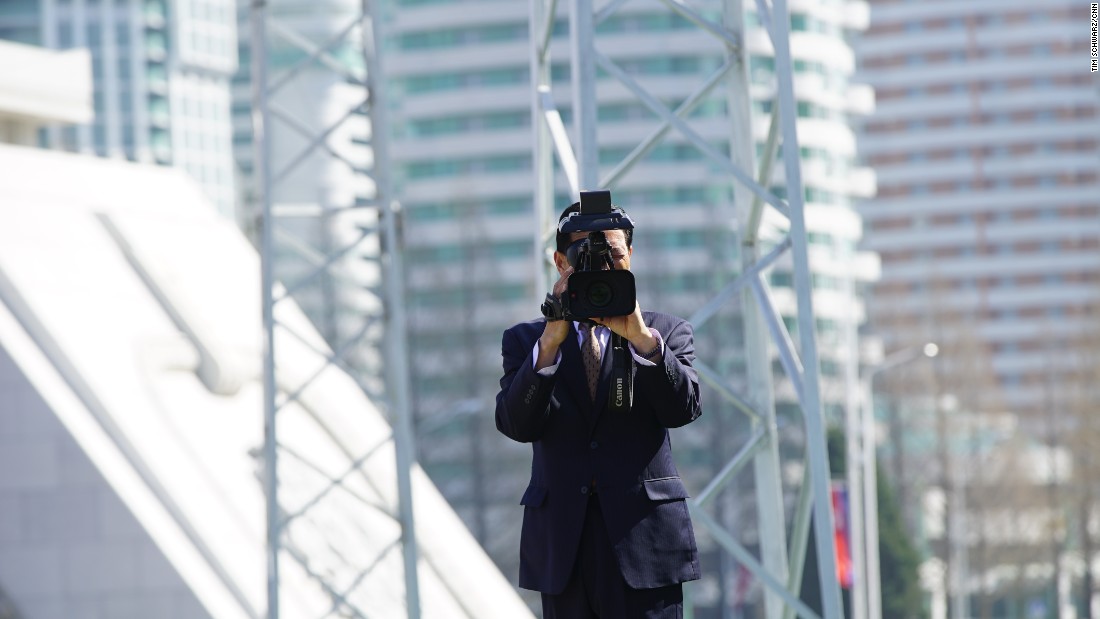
855;0;1100;417
0;0;238;217
385;0;876;611
855;1;1100;612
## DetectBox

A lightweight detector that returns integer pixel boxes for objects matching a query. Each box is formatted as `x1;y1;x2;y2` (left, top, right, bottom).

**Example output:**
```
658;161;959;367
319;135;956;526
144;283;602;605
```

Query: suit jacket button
589;441;598;449
580;486;589;495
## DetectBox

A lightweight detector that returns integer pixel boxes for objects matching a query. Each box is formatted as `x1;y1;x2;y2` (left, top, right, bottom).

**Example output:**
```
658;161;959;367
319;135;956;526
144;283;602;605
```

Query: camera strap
607;333;633;413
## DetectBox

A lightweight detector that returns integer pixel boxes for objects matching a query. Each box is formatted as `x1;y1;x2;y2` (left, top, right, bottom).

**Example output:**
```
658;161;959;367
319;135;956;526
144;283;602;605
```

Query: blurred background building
0;38;92;143
0;0;238;216
0;36;530;619
857;0;1098;418
0;0;383;403
855;0;1100;615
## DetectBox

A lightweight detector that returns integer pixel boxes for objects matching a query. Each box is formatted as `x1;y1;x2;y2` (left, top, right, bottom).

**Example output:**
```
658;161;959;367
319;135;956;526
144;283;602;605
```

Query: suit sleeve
636;318;701;428
495;326;557;443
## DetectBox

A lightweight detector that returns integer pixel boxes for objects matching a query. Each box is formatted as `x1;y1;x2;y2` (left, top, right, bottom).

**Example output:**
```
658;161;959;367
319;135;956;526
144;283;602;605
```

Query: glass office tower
0;0;238;217
856;0;1100;413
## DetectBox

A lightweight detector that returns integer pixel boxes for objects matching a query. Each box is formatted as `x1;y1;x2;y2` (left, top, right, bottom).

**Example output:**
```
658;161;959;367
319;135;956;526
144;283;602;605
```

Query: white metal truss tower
529;1;845;618
249;1;421;618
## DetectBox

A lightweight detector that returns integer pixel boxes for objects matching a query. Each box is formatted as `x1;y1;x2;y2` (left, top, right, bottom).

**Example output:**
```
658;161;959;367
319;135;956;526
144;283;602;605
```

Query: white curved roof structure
0;143;532;619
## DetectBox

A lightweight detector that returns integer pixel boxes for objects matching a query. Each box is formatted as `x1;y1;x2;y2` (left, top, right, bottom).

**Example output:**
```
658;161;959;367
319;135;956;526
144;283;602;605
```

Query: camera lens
587;281;613;308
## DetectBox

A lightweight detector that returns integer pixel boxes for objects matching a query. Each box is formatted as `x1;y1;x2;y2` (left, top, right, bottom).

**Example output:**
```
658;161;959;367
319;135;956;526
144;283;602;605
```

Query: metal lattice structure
249;0;421;617
529;0;844;618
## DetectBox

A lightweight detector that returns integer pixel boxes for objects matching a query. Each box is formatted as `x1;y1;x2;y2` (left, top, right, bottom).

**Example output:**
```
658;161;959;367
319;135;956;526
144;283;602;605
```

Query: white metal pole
364;2;422;615
770;0;843;615
846;277;867;619
861;375;880;619
723;2;790;618
569;0;598;189
530;0;554;298
848;387;867;619
250;0;279;616
949;406;966;619
864;343;938;619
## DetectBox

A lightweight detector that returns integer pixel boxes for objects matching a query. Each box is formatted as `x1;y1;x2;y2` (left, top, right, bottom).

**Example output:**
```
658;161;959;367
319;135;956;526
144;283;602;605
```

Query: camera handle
541;292;566;321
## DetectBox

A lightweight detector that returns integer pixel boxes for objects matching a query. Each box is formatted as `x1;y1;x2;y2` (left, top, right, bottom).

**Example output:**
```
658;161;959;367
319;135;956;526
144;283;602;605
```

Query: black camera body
542;190;636;321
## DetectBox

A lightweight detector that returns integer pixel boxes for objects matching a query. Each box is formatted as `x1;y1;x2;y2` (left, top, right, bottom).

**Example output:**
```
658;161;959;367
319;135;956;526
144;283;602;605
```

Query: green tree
805;426;925;618
876;458;926;619
0;583;20;619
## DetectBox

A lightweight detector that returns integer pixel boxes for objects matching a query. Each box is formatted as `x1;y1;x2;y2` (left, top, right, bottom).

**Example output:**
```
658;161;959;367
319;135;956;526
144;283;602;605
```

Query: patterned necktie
582;323;601;401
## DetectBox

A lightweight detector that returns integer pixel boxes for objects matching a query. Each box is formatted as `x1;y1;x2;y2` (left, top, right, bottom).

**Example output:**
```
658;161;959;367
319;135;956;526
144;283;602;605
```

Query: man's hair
555;202;633;254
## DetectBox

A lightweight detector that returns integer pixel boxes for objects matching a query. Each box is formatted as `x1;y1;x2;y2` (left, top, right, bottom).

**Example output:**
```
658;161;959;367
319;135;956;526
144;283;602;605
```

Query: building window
59;22;73;47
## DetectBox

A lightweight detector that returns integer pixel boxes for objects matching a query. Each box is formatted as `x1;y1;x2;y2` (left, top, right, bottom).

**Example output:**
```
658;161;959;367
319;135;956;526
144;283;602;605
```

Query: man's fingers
552;267;574;296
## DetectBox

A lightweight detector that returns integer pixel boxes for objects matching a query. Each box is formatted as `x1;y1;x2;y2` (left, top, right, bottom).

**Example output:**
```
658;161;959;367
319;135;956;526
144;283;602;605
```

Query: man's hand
593;302;657;353
536;266;573;370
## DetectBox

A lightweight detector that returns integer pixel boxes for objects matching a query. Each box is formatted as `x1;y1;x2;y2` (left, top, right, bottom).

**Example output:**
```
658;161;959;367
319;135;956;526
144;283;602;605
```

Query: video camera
541;190;636;321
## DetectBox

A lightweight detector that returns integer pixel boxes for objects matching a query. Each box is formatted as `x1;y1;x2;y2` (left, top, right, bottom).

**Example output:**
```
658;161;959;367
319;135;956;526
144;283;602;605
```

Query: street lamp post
863;342;939;619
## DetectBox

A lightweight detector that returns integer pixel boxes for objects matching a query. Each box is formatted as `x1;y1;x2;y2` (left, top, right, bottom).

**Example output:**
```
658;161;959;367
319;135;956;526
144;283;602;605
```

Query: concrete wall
0;344;210;619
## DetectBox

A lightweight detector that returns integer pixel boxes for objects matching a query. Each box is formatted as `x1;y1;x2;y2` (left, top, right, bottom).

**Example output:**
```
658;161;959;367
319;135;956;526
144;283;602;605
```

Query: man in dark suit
495;202;702;618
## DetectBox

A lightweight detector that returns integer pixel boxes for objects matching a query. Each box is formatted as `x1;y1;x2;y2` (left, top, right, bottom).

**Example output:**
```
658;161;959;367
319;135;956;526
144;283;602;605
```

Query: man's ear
553;251;570;274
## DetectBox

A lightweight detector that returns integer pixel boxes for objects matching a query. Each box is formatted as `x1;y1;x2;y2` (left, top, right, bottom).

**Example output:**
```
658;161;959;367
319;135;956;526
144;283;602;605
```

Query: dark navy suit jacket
495;311;702;594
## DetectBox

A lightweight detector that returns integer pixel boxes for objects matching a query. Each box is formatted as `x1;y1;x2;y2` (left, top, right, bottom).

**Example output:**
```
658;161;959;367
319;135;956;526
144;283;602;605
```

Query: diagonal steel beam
536;0;559;58
320;539;402;619
270;20;365;86
688;235;791;328
270;102;366;183
754;0;775;41
690;507;822;619
694;360;762;422
783;463;815;619
277;442;394;517
275;227;372;302
268;18;360;96
600;57;738;189
595;51;791;219
538;87;580;195
751;274;805;402
279;437;395;527
275;317;378;411
746;103;782;244
594;0;629;23
656;0;741;49
770;0;842;614
282;541;371;619
693;427;767;507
